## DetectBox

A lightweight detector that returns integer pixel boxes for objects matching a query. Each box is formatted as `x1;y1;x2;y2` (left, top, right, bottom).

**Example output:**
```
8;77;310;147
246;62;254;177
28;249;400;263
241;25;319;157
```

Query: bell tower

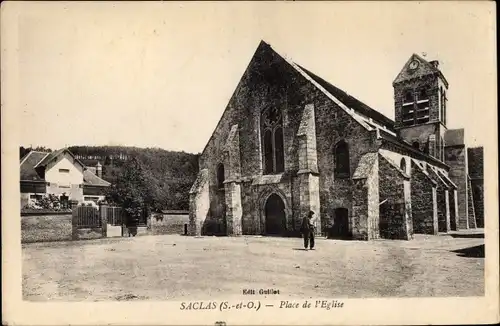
393;54;449;161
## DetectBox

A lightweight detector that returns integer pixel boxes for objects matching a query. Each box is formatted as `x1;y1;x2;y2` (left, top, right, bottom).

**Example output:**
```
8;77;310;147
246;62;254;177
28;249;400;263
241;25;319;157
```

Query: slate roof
34;147;85;169
203;41;451;170
410;159;437;185
378;151;410;179
20;151;49;181
83;169;111;187
298;65;395;131
444;129;465;147
437;169;457;189
20;149;110;187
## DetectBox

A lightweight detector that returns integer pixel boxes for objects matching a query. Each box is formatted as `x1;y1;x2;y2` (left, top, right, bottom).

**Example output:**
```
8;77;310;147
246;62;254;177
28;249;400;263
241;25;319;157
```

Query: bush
24;194;62;211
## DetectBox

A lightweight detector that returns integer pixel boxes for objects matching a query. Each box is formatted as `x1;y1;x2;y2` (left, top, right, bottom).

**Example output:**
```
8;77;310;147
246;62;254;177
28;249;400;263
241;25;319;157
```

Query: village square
19;39;486;301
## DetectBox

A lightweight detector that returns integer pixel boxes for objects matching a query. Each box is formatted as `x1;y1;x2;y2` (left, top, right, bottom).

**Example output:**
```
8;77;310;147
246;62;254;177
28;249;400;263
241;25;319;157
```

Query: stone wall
394;75;441;128
195;41;379;237
426;168;450;233
468;147;484;228
410;161;437;234
314;96;378;237
467;177;477;229
74;227;103;240
449;190;458;231
151;213;189;235
444;145;469;229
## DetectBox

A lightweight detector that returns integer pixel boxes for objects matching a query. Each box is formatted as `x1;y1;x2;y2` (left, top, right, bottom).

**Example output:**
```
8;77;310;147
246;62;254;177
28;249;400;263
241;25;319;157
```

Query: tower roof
393;53;449;87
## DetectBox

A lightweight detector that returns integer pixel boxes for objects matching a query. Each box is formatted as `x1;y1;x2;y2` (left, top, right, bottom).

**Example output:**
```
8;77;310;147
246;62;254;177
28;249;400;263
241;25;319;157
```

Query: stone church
188;40;484;240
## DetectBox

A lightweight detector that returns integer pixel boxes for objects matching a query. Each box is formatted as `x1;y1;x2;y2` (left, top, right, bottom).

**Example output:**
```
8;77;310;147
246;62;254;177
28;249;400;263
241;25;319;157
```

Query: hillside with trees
20;145;200;211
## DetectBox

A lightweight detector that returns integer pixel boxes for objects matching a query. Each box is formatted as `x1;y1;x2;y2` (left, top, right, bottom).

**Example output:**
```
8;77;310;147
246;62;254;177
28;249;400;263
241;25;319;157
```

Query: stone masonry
188;40;483;240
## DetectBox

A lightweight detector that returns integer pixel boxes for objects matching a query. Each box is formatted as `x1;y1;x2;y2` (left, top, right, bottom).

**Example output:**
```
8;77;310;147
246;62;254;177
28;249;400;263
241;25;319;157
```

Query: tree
107;158;156;219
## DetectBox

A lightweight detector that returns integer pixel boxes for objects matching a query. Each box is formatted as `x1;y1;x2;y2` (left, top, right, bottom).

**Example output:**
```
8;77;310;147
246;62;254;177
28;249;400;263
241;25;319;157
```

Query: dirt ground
22;231;485;301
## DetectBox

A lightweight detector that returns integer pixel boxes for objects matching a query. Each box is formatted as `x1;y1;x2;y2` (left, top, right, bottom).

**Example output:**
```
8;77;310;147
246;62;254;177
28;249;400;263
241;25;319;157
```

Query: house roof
20;148;110;187
83;169;111;187
34;147;85;169
444;128;465;147
20;151;49;181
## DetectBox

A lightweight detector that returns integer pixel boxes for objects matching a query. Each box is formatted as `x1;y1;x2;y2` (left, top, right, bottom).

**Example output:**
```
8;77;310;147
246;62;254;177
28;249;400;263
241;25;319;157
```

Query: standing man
300;211;316;250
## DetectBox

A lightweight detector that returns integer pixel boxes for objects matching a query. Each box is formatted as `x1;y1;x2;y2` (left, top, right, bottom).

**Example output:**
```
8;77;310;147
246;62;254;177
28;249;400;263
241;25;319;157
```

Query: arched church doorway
264;194;286;235
329;208;350;239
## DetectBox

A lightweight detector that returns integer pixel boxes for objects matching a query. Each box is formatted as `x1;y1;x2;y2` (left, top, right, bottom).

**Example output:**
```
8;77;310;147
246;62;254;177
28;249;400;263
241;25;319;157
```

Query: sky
10;1;497;154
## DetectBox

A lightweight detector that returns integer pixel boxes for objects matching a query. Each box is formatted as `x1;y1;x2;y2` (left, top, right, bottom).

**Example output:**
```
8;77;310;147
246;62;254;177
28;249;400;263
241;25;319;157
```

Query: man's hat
308;210;315;216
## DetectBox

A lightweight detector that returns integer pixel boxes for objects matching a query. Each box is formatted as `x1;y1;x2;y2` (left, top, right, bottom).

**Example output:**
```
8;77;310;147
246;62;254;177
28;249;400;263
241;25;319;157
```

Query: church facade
188;41;484;240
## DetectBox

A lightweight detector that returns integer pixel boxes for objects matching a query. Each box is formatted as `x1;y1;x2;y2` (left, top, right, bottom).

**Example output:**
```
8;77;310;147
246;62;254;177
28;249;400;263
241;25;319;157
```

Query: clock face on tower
409;60;420;70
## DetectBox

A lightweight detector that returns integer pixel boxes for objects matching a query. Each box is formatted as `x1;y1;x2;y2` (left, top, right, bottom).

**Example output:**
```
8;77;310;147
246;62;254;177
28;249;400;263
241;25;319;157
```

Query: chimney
96;161;102;178
430;60;439;69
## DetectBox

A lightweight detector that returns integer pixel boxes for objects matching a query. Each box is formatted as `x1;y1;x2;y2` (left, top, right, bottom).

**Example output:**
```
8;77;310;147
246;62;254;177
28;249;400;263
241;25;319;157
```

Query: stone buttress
188;169;210;236
296;104;321;235
351;152;379;240
223;124;244;236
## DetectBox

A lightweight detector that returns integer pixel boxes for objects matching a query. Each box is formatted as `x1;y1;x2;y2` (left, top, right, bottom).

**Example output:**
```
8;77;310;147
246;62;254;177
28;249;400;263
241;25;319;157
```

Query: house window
400;158;407;172
29;194;43;201
334;140;350;179
261;107;285;174
59;168;70;173
216;163;225;190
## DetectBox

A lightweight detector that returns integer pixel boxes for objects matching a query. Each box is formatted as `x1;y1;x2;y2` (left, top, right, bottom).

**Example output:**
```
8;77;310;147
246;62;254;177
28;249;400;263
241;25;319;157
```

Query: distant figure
300;211;316;250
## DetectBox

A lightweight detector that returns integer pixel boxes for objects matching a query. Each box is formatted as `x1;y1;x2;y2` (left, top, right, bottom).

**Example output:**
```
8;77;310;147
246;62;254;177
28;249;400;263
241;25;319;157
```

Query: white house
20;148;111;208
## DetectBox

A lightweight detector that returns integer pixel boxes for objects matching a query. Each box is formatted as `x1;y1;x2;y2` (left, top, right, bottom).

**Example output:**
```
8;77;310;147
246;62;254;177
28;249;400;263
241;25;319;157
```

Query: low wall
122;226;150;237
151;213;190;235
73;227;103;240
21;214;72;243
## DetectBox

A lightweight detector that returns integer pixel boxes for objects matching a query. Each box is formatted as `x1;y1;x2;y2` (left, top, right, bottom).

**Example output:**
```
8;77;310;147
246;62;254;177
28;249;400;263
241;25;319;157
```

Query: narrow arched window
334;140;350;179
440;137;445;162
402;90;415;126
418;88;428;101
440;87;445;123
404;90;414;103
261;107;285;174
274;127;284;173
216;163;225;189
263;130;273;174
400;158;406;173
